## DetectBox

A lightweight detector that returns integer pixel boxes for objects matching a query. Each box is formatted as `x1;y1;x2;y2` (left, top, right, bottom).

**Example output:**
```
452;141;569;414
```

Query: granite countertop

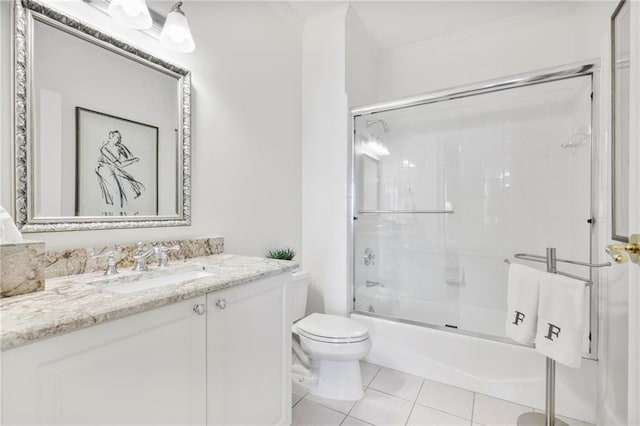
0;254;297;351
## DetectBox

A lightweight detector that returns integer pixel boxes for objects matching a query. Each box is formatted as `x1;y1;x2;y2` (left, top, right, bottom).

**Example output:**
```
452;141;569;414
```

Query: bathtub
355;286;508;338
351;294;598;423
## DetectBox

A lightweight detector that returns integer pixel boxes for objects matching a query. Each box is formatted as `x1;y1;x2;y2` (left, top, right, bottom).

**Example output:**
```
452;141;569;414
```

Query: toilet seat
295;313;369;344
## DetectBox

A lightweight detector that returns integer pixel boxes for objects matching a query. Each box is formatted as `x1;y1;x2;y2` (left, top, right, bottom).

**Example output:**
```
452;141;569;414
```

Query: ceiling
286;1;558;50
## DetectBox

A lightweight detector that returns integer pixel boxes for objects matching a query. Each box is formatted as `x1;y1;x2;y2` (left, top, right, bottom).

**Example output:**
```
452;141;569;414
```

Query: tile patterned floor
291;362;593;426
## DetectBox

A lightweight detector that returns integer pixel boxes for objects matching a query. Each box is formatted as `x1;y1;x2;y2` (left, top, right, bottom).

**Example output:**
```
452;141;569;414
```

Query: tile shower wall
354;75;593;339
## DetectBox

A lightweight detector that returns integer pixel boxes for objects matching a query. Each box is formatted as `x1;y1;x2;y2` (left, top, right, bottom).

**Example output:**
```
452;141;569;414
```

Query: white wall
301;5;349;315
345;8;379;109
0;1;302;257
300;3;381;316
376;3;612;101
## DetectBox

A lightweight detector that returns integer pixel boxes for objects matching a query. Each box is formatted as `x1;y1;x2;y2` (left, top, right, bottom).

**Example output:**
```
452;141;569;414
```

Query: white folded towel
535;273;587;368
0;204;22;243
505;263;543;345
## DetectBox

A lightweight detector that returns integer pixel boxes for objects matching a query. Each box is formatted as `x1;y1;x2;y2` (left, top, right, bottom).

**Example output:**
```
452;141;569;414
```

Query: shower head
361;118;391;159
365;118;389;134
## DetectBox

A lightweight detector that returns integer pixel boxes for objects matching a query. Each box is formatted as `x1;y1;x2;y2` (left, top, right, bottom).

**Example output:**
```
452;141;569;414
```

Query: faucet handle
154;245;180;268
134;242;146;256
132;248;154;271
91;250;120;275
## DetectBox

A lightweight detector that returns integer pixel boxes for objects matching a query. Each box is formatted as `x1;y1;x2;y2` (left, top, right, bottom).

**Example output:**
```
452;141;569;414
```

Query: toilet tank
291;270;310;321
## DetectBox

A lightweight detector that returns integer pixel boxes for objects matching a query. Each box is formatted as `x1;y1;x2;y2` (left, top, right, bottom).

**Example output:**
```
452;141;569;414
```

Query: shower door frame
349;61;602;360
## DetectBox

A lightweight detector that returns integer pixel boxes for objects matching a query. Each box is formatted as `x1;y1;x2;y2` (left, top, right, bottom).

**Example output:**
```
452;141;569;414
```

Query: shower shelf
357;210;454;214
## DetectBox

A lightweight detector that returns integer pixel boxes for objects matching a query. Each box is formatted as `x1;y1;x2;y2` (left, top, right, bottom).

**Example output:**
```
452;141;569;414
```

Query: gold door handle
605;234;640;264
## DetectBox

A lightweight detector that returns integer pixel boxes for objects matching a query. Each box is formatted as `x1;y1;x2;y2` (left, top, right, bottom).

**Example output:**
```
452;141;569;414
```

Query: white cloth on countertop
0;204;22;243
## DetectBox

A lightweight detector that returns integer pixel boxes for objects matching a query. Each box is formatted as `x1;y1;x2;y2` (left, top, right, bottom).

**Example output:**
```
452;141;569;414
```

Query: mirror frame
12;0;192;232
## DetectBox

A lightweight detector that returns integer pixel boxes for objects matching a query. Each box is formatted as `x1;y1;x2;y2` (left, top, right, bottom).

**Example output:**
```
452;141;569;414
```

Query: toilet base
310;359;364;401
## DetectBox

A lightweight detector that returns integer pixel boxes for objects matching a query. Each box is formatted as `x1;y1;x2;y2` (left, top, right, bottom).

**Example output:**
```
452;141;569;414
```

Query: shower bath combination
349;62;602;421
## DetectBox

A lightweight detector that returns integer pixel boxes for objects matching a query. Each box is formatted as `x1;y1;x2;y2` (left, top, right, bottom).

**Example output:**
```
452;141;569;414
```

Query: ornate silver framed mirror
13;0;191;232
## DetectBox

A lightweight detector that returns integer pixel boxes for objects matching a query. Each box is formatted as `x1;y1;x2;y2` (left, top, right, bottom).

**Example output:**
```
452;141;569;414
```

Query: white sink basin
94;268;214;294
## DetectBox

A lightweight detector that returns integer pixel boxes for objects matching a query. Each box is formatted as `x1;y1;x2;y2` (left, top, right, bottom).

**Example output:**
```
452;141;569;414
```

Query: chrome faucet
154;245;180;268
364;248;375;266
132;243;154;271
91;250;120;275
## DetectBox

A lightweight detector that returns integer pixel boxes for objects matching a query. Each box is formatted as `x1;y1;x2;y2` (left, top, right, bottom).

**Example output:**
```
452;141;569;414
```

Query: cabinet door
2;296;207;426
207;274;291;426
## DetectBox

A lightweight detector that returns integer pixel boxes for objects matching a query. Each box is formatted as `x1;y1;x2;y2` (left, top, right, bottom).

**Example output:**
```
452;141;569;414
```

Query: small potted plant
265;247;296;261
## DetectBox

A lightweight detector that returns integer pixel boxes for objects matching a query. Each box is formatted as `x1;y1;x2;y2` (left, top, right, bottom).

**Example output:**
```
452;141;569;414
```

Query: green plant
266;247;296;261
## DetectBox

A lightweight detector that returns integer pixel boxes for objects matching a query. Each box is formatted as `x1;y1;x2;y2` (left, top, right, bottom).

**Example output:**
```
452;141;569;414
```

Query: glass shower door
353;75;594;341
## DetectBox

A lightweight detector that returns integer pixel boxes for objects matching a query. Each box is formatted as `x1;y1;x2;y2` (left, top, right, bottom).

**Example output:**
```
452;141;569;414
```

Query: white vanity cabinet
207;274;292;426
1;296;208;426
1;272;291;426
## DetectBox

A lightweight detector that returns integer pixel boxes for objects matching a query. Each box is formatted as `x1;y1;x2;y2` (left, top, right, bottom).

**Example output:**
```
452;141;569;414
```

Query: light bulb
160;2;196;53
108;0;152;29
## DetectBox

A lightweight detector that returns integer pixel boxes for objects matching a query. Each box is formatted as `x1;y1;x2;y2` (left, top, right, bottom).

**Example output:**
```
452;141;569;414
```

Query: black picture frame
75;107;159;217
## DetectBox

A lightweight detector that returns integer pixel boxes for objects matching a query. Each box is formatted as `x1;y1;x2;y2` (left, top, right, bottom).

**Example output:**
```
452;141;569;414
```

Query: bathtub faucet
365;280;384;288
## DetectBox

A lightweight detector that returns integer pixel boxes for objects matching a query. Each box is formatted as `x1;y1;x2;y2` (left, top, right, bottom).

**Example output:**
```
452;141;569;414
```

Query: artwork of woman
95;130;145;208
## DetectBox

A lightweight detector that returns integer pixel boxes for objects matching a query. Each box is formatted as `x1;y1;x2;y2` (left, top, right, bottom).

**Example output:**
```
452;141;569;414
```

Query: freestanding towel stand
505;247;611;426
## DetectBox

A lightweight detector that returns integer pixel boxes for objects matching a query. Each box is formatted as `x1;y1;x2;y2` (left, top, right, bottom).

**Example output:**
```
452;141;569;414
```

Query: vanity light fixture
107;0;152;30
102;0;195;53
160;2;196;53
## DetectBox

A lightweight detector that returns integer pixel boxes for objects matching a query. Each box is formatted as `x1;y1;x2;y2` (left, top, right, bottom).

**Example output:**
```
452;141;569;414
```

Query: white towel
0;204;22;243
505;263;543;345
535;273;587;368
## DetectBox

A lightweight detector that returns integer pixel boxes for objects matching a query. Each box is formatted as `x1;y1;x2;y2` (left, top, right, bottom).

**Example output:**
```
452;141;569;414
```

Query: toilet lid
295;313;369;342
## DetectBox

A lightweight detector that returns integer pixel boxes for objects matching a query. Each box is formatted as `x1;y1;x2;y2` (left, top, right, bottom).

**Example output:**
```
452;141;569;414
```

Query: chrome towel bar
512;253;611;268
504;252;611;286
357;210;454;214
504;248;611;426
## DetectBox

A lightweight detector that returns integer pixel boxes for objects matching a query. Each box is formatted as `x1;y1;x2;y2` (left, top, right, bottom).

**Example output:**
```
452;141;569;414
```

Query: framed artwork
611;0;630;242
75;107;158;217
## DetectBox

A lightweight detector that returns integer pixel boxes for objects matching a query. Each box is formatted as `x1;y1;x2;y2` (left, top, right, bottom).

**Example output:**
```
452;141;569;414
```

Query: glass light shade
160;10;196;53
108;0;152;29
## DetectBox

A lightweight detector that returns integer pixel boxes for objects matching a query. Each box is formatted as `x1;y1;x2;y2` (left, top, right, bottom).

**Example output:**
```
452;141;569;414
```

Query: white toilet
291;271;371;401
